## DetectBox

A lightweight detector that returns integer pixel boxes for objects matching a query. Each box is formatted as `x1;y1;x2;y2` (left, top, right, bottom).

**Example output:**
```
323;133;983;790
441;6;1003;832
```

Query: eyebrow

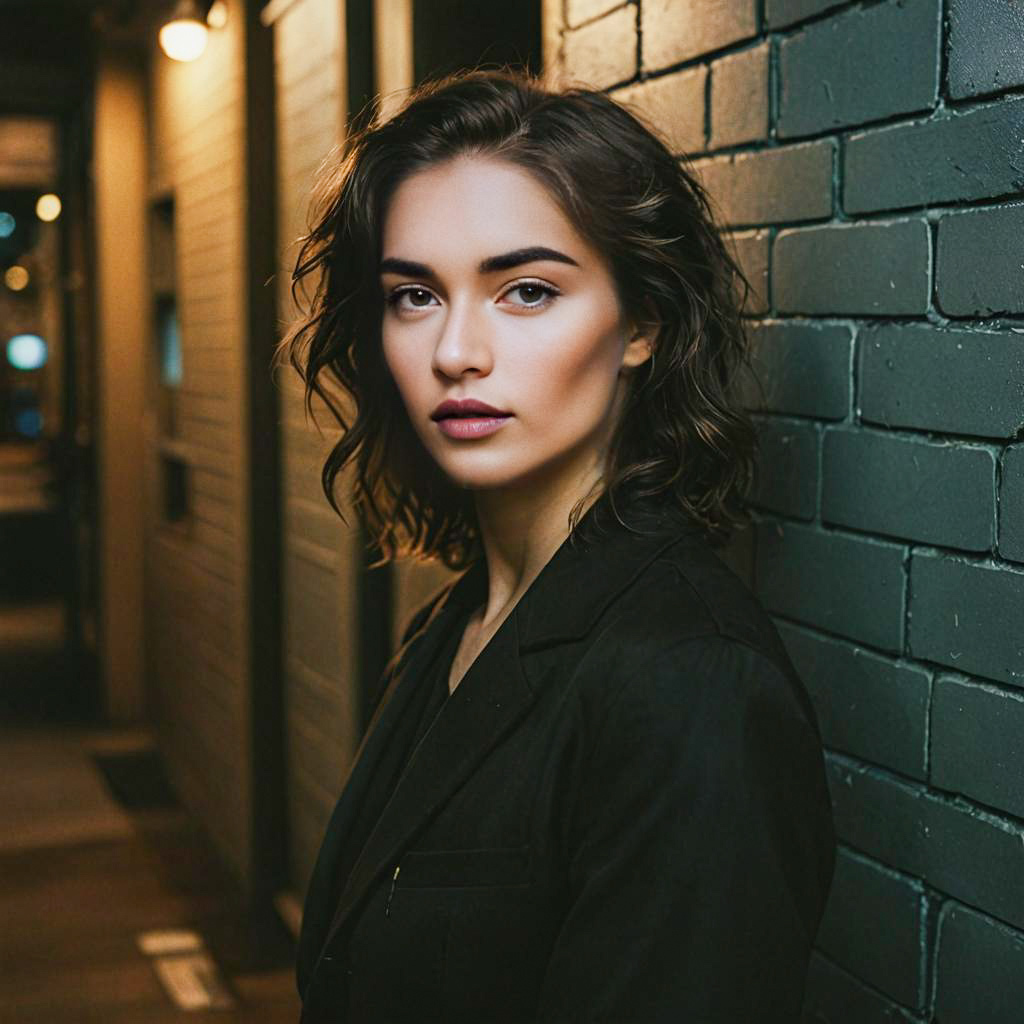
379;246;580;279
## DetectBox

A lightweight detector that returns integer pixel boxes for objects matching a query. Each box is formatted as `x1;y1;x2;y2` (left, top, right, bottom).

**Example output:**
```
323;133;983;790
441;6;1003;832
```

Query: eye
500;280;560;309
387;286;439;312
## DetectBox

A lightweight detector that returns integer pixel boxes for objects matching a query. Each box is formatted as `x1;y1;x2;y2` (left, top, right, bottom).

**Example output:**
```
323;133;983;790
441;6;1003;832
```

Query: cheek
515;306;623;406
381;331;425;408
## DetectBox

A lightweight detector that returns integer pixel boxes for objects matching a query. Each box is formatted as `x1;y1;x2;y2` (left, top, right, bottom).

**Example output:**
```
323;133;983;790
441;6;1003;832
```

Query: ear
620;322;656;371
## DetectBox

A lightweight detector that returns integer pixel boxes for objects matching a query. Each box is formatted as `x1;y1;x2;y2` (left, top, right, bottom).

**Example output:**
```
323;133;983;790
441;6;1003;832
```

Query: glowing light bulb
159;15;209;62
5;265;29;292
36;193;61;222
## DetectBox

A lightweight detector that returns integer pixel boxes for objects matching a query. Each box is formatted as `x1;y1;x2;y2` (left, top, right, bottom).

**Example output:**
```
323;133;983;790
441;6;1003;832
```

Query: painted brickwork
271;0;362;900
555;1;1024;1020
146;0;252;885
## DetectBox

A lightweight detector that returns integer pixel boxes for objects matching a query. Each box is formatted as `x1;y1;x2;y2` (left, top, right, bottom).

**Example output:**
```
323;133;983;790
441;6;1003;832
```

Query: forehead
381;154;589;262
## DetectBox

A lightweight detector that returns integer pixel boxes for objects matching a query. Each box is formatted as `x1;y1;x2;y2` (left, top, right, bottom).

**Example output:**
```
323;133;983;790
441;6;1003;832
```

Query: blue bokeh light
0;211;14;238
14;407;43;438
6;333;48;371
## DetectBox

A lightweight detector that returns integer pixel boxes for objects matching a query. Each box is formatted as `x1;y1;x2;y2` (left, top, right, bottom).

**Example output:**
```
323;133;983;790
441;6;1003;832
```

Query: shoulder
583;530;790;681
376;576;458;685
577;535;820;742
659;531;788;658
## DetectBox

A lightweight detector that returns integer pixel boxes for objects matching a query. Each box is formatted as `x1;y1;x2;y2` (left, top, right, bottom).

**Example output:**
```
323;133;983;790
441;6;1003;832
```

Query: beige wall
144;0;253;885
271;0;361;897
93;48;147;721
373;0;412;119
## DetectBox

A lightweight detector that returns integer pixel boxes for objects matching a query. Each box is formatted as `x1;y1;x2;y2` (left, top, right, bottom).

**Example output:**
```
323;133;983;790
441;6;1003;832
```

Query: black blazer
297;501;837;1023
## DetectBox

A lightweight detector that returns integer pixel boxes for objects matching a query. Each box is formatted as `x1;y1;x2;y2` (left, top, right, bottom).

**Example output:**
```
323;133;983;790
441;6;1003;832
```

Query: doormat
93;748;178;810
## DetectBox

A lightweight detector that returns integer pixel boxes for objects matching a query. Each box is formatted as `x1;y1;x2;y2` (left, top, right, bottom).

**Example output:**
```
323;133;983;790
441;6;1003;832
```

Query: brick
765;0;845;30
803;952;918;1024
909;553;1024;687
756;520;905;652
739;321;852;420
822;429;995;551
778;0;940;139
774;220;930;315
858;325;1024;439
563;4;637;89
935;904;1024;1024
844;96;1024;214
692;140;832;227
709;42;769;150
826;757;1024;932
948;0;1024;100
612;66;706;156
779;625;929;778
931;675;1024;817
1000;445;1024;563
725;229;769;314
936;204;1024;316
641;0;757;70
750;417;818;520
565;0;622;28
815;849;923;1007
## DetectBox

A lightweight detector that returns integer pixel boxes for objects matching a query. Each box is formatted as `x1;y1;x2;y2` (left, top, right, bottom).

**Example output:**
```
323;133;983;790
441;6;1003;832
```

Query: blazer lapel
320;604;534;955
297;583;465;993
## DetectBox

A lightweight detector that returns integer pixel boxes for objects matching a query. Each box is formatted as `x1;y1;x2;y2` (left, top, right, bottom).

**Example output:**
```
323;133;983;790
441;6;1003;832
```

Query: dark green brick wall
558;1;1024;1020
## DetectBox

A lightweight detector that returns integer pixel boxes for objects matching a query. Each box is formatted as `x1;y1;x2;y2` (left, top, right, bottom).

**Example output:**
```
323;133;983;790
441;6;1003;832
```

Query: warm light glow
206;1;228;29
0;212;14;238
35;193;61;222
6;334;48;371
159;17;209;62
4;265;29;291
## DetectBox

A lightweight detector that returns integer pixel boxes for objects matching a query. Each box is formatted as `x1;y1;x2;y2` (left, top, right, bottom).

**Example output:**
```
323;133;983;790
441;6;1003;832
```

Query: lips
430;398;512;421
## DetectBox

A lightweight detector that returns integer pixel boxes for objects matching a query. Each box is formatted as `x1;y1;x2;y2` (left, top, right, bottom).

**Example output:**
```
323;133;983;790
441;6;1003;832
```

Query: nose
431;295;493;379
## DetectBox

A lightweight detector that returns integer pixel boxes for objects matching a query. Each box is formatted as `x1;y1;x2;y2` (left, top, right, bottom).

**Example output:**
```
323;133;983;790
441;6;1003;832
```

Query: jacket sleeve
534;635;836;1023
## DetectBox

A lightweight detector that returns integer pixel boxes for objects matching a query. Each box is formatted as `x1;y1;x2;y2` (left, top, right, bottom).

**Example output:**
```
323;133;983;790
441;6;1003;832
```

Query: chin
436;463;527;492
440;452;585;498
424;446;524;487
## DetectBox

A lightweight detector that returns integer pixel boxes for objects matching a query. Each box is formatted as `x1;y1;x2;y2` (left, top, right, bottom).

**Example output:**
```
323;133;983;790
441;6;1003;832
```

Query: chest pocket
394;844;533;889
343;845;540;1021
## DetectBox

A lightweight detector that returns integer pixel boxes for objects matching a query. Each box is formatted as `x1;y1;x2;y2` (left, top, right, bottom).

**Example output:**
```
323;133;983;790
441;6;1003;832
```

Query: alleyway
0;604;300;1023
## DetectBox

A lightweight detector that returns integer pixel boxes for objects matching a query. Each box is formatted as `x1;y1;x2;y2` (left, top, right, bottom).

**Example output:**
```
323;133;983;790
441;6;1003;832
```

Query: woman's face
379;154;652;498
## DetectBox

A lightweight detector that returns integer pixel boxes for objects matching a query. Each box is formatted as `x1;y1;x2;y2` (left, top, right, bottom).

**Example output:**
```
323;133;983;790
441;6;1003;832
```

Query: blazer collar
442;490;703;652
308;493;702;982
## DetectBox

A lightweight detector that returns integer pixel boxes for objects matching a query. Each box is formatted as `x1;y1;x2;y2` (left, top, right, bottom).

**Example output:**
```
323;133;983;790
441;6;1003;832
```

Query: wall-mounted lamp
159;1;227;63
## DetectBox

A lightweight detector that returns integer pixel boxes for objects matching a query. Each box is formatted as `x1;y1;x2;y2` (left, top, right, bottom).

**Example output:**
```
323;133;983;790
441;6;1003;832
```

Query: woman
283;69;836;1023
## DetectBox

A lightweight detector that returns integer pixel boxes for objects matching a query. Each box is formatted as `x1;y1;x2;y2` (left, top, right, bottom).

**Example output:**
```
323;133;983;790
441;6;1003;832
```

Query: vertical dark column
412;0;541;84
356;520;393;732
345;0;378;136
243;0;285;907
58;89;101;719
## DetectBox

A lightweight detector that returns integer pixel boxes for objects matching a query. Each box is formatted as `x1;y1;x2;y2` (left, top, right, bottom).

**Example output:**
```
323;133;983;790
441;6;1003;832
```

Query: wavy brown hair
278;69;759;570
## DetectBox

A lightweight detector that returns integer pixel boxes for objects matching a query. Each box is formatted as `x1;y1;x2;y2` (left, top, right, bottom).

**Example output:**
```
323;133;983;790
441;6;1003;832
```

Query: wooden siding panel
145;0;252;887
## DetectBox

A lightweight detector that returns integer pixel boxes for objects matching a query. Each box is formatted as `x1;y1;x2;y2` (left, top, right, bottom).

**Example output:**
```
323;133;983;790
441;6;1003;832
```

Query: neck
469;460;606;633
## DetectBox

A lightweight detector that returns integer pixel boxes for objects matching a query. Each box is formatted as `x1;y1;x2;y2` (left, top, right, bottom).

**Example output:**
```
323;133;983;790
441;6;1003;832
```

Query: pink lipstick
431;398;513;440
